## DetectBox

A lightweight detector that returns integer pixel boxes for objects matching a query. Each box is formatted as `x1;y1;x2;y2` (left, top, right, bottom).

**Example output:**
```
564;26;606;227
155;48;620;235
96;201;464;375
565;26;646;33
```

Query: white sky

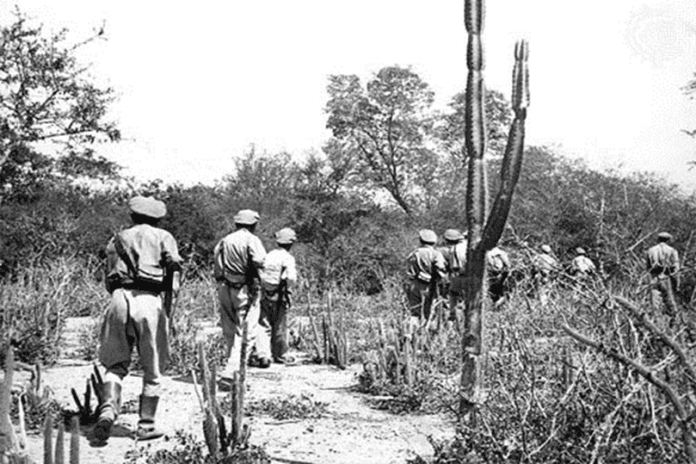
7;0;696;191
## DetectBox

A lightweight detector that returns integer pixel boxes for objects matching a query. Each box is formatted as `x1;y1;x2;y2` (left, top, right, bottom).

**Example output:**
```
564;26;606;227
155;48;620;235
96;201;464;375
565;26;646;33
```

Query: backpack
488;251;507;273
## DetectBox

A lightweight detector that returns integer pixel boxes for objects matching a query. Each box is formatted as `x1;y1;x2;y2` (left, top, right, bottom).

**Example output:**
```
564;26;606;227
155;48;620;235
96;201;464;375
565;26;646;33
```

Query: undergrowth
245;394;328;421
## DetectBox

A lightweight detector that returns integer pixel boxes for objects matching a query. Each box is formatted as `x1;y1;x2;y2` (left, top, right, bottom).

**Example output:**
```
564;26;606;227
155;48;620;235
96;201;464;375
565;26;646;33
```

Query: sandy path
10;319;454;463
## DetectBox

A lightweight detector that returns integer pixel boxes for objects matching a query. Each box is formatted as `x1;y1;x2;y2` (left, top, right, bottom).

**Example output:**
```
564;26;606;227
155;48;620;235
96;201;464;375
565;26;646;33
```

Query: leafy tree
325;66;437;216
437;89;513;159
0;9;120;198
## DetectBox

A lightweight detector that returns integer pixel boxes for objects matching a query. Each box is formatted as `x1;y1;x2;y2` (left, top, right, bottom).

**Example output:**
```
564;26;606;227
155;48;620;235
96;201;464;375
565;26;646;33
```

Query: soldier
569;247;596;277
214;209;267;374
443;228;467;325
405;229;446;322
256;228;298;365
532;244;560;303
96;196;182;442
645;232;680;314
487;246;510;306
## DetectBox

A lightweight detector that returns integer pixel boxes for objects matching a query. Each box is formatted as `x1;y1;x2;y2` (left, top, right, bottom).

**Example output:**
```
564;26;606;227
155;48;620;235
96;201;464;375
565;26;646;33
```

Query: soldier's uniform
405;229;446;321
256;228;298;364
487;246;510;304
214;209;266;374
443;229;467;324
646;232;680;314
96;196;182;442
569;247;596;277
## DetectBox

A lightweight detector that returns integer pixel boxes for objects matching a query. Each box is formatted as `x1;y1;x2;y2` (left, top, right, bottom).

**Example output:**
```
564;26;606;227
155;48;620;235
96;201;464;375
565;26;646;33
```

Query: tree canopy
0;10;120;200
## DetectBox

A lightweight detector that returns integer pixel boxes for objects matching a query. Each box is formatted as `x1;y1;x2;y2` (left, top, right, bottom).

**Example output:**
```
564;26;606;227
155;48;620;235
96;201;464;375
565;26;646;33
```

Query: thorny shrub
245;394;328;421
0;256;103;366
124;430;271;464
412;276;696;463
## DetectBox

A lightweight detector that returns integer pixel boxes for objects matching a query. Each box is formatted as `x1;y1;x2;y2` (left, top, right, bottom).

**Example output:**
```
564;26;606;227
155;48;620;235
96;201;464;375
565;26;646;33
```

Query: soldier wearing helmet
645;231;680;314
214;209;267;374
96;196;182;442
256;228;298;365
405;229;446;322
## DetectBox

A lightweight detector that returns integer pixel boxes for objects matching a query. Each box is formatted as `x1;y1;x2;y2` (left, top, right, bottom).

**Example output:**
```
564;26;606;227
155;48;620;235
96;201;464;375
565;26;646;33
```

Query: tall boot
93;382;122;442
136;395;164;440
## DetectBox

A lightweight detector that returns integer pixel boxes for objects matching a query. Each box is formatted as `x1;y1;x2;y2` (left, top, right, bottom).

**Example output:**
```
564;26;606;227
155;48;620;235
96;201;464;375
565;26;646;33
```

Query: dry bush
0;256;103;366
417;276;696;463
245;394;328;421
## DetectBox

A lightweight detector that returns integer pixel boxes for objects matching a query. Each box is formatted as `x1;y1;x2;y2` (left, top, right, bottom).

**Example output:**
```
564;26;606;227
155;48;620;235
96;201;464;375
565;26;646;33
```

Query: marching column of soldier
93;194;683;443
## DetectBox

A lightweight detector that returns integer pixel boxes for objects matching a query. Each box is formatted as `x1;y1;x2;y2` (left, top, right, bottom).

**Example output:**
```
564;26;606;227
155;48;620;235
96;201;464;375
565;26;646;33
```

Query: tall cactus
460;0;529;422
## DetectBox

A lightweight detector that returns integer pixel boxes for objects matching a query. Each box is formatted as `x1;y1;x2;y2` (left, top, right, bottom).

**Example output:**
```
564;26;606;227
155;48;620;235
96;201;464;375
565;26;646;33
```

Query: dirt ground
10;318;455;464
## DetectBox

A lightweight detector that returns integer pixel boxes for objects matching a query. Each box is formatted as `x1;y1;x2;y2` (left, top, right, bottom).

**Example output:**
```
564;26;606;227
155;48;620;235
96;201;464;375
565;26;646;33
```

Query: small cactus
194;320;252;458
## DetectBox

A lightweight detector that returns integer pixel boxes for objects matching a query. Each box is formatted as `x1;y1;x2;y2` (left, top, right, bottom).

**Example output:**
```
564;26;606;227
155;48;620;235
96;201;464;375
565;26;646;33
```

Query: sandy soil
8;319;455;464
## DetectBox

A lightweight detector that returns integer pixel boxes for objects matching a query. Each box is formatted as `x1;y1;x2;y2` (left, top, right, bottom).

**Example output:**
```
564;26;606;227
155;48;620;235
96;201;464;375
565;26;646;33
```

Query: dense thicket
3;146;695;297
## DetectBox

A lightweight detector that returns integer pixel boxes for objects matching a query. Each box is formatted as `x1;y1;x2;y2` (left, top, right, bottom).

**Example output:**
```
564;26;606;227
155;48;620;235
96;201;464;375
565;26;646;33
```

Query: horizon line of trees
3;10;696;298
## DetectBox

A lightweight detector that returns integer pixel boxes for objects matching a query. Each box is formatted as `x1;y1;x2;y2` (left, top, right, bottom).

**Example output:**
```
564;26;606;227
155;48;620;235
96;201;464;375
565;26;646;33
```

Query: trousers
218;282;260;375
98;288;168;396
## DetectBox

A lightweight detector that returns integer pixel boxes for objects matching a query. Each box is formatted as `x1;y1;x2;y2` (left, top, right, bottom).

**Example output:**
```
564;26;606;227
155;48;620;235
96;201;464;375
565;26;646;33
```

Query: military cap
540;244;552;254
276;227;297;245
657;231;673;241
129;196;166;219
234;209;260;225
418;229;437;244
575;247;586;255
443;228;464;242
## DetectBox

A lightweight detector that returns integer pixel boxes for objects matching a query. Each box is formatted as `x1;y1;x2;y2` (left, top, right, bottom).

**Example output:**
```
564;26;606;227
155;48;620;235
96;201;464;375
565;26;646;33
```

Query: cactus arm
482;40;529;251
464;0;487;244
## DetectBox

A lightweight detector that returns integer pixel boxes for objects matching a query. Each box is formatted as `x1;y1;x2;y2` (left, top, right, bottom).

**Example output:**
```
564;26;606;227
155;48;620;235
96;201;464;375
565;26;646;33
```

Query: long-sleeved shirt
406;246;446;283
214;228;266;284
105;223;182;291
487;247;510;273
645;242;679;276
446;241;468;275
260;248;297;291
570;255;596;275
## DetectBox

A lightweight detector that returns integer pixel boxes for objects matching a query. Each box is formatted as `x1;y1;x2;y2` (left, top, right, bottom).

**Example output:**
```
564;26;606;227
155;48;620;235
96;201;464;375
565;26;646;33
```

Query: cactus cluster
460;0;529;421
193;323;249;459
307;292;349;369
1;348;80;464
69;365;103;426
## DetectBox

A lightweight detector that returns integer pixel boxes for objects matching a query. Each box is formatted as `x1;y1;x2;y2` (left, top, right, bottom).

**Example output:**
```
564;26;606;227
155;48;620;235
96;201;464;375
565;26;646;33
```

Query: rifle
276;264;289;313
163;266;180;335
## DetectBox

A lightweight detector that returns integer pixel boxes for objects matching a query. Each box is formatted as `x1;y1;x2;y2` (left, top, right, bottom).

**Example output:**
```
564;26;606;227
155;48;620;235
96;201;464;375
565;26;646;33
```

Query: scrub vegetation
3;3;696;464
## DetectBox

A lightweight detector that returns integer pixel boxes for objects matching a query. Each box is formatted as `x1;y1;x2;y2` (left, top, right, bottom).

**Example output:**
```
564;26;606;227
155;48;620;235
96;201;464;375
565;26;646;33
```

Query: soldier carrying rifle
405;229;446;324
96;196;182;442
256;228;298;365
645;231;680;315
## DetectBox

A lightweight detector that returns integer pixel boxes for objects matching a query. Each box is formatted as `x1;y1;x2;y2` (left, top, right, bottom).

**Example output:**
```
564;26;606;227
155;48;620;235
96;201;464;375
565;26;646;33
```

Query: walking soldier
96;196;182;442
214;209;267;374
486;246;510;306
256;228;298;365
405;229;446;323
646;231;680;314
443;228;468;325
